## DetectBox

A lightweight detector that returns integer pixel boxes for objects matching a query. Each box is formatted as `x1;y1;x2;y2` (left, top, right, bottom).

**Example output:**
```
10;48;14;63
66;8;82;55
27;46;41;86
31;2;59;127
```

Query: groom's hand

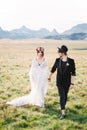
48;77;51;82
70;84;74;89
48;73;52;82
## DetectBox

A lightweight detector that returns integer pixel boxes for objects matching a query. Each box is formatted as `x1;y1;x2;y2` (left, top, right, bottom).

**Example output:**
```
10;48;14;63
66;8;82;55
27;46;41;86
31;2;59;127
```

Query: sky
0;0;87;33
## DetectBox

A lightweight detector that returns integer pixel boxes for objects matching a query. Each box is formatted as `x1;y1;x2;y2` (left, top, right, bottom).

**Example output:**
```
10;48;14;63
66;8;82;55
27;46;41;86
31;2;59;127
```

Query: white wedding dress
6;58;48;107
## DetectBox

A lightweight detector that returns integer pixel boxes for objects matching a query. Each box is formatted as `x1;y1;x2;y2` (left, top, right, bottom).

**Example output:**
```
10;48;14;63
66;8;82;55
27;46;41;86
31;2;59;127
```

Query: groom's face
58;51;62;57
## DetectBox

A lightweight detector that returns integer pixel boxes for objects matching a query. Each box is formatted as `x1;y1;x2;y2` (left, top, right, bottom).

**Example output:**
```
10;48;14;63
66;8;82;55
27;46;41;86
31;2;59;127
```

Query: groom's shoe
60;114;66;120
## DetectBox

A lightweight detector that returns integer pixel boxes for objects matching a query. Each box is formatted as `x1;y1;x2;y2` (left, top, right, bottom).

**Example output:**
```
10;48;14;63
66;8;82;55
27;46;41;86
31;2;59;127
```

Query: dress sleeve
29;58;36;76
71;59;76;76
51;59;57;73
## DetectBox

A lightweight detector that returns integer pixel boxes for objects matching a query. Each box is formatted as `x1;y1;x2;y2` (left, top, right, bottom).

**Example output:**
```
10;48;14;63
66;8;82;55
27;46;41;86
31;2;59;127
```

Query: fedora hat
57;45;68;54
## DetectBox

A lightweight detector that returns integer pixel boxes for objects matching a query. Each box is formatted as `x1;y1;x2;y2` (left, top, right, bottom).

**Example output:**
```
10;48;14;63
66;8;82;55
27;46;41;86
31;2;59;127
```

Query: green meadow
0;39;87;130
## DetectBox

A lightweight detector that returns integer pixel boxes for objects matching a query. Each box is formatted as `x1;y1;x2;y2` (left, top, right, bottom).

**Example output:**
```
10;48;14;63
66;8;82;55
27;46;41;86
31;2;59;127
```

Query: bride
6;47;48;108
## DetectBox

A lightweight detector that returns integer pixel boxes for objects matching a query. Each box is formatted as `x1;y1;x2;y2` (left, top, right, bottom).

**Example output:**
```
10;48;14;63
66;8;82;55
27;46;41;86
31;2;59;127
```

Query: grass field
0;39;87;130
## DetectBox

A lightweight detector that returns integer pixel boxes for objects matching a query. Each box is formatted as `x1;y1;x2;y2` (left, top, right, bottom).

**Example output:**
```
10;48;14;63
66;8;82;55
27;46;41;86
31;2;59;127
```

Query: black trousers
57;85;70;110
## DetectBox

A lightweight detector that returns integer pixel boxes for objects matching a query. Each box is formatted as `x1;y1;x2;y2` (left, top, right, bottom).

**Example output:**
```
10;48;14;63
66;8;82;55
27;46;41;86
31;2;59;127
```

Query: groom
48;45;76;119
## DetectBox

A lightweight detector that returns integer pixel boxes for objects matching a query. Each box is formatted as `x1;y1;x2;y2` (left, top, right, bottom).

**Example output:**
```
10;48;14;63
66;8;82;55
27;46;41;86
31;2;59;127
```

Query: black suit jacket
51;57;76;87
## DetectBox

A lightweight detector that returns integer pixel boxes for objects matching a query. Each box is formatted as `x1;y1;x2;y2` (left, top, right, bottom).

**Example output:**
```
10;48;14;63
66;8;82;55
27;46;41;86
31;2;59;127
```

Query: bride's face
37;51;43;57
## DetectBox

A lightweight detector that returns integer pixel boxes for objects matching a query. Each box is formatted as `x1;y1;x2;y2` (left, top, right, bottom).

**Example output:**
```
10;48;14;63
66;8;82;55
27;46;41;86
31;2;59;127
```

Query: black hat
57;45;68;54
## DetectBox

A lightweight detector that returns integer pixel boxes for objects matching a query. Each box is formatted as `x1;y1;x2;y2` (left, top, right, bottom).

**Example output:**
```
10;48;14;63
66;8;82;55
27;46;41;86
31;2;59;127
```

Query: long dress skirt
6;58;48;107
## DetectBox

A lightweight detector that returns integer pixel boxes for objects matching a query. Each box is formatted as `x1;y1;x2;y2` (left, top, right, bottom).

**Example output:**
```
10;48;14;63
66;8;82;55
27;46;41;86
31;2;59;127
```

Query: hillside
62;23;87;35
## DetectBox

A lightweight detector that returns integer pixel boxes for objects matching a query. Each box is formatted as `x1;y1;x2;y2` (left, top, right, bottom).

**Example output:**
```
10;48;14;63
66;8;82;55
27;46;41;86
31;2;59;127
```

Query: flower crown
36;47;44;52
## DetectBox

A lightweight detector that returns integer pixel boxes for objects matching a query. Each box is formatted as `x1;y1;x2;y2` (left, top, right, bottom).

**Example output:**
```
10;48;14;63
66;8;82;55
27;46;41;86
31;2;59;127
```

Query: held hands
48;77;51;82
70;83;74;89
48;73;52;82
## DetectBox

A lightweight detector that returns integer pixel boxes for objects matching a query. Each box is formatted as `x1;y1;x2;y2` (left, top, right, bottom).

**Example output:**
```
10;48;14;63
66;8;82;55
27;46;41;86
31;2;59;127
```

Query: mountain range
0;23;87;40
